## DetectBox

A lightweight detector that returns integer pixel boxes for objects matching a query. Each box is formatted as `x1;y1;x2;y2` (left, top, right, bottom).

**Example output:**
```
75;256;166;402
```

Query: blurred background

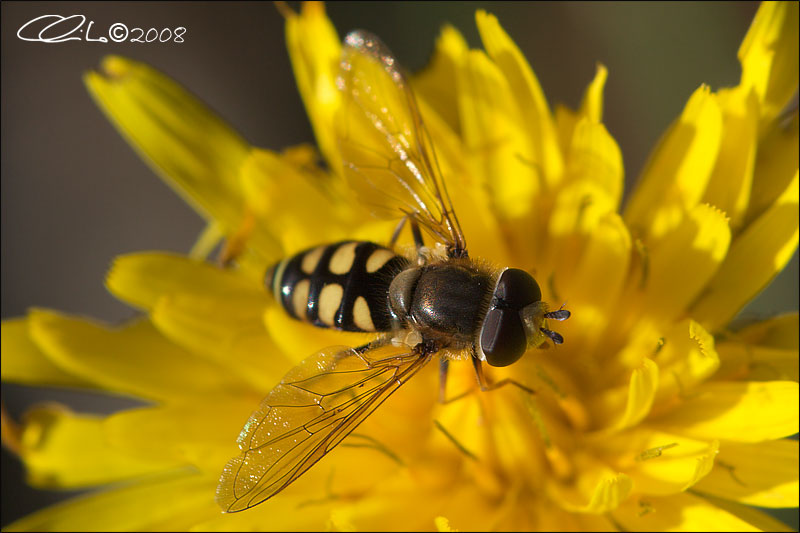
1;1;796;528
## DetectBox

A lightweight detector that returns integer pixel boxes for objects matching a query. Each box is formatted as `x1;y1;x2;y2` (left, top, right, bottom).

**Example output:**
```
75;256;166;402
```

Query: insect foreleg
471;352;536;396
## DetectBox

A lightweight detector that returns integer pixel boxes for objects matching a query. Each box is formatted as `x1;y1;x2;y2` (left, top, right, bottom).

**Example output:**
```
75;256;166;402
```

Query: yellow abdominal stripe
292;279;311;319
329;242;358;274
318;283;344;326
353;296;376;331
365;248;395;273
301;246;325;274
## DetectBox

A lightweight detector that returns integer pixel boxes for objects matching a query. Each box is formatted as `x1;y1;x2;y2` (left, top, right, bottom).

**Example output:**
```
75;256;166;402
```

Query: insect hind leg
438;358;476;404
389;212;426;256
352;335;426;368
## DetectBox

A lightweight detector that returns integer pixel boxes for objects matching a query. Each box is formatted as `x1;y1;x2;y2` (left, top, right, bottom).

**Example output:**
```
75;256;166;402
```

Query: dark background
2;2;796;528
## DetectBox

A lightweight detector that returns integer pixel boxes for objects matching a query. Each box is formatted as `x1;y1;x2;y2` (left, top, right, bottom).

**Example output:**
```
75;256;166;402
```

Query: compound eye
480;308;527;367
494;268;541;309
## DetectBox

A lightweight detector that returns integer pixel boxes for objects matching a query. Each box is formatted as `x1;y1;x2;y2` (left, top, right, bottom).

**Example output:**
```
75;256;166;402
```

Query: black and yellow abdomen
266;241;410;332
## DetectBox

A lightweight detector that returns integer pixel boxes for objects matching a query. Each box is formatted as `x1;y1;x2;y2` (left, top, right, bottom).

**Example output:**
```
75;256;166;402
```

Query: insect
216;29;570;513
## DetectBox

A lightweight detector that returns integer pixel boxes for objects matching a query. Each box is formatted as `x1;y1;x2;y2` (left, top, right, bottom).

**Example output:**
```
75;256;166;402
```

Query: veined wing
216;342;431;512
336;30;466;254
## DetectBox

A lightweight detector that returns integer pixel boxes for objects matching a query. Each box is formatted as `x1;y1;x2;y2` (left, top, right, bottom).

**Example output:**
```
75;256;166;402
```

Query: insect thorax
389;261;495;346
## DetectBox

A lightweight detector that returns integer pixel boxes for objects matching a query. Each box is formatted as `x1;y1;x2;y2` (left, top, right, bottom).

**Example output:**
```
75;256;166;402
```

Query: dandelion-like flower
2;2;798;531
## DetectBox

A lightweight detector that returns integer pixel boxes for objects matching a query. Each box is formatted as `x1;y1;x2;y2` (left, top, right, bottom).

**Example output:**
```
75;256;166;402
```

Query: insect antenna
540;328;564;345
544;309;571;321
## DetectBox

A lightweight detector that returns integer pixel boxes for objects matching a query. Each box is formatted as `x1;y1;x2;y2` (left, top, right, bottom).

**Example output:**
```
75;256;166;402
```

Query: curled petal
694;439;799;508
691;172;799;331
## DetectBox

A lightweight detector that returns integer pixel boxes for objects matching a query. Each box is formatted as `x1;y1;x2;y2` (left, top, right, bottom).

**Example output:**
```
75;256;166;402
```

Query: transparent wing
216;342;431;512
336;30;466;254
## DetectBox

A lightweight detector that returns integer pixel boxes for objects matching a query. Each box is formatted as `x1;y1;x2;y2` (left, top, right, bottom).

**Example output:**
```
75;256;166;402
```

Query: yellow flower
2;2;798;531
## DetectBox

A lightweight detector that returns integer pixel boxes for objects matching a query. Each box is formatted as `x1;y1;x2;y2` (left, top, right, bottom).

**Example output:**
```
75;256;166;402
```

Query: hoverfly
216;30;570;513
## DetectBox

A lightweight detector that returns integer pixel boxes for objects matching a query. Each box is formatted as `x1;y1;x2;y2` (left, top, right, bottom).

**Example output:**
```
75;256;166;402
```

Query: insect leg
438;358;450;404
388;215;408;249
218;211;255;267
471;352;536;396
352;335;393;361
353;335;422;368
408;215;425;251
437;357;479;405
388;212;426;256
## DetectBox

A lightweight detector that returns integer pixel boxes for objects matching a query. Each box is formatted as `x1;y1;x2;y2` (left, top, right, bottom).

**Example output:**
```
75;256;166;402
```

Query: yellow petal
1;319;95;389
566;213;632;352
476;11;563;187
550;469;633;514
631;441;719;495
702;88;759;232
610;358;659;431
593;430;718;496
239;148;352;253
591;356;660;432
262;305;370;366
553;64;608;157
434;516;456;532
285;1;342;173
694;493;796;532
337;465;541;532
611;491;784;532
690;171;799;331
211;431;410;528
736;312;798;349
716;341;798;382
642;204;731;324
410;94;509;265
151;293;283;391
3;470;219;532
104;398;259;473
693;439;798;508
579;63;608;124
554;105;579;159
17;404;176;489
564;118;623;210
193;491;333;531
457;49;539;219
323;472;447;531
746;110;798;225
738;0;799;127
652;319;720;414
649;380;799;442
624;85;723;243
235;145;359;271
546;179;621;286
28;310;243;403
457;49;535;216
82;57;281;258
106;252;262;311
590;321;663;417
414;25;469;135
